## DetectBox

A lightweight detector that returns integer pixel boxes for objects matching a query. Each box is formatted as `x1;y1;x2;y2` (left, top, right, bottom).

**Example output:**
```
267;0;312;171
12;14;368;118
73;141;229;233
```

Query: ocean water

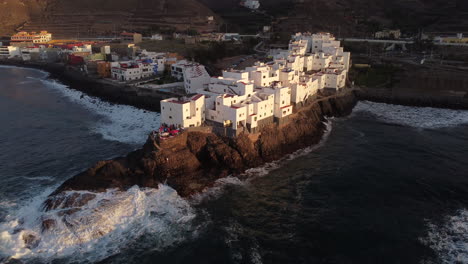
1;66;468;263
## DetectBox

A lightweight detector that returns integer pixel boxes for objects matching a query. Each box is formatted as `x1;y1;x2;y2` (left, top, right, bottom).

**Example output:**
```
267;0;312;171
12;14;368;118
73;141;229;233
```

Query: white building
161;94;205;128
21;47;40;61
111;61;157;82
151;34;164;41
208;71;254;97
241;0;260;10
183;64;211;94
261;82;293;119
0;46;21;59
159;32;351;136
139;50;166;73
11;31;52;43
245;62;280;88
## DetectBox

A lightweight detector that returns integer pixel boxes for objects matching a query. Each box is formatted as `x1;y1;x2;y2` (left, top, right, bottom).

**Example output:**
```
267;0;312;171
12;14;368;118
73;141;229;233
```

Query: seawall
0;60;171;112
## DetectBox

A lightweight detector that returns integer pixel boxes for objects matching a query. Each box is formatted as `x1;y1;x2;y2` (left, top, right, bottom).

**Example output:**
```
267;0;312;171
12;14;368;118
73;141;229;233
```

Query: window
162;107;165;110
169;116;172;119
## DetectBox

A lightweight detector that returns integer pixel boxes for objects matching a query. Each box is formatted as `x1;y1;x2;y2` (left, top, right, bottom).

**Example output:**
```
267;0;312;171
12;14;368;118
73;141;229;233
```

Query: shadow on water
105;112;468;264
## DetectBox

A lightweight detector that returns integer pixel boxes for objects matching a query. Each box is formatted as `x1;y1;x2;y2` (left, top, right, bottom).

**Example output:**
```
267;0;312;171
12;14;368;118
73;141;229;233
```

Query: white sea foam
420;209;468;263
20;176;54;182
39;79;160;145
353;101;468;129
0;184;197;263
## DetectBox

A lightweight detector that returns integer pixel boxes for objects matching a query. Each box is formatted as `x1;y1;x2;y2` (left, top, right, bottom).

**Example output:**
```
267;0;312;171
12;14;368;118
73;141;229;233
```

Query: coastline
0;60;172;112
43;90;357;205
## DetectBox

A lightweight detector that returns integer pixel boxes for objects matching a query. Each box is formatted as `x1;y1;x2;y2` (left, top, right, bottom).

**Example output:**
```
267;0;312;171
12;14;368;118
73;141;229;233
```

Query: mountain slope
1;0;219;38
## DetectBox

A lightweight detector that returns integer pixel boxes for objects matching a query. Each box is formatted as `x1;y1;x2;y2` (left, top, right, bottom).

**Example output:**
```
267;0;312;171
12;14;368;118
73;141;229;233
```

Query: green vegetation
154;70;179;85
352;64;401;88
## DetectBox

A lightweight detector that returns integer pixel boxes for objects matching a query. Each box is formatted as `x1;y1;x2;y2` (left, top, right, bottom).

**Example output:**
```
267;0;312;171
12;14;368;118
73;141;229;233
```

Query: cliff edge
44;91;357;212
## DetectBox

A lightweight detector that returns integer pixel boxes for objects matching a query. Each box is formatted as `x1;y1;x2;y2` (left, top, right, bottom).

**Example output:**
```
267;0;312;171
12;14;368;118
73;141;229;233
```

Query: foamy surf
420;209;468;263
0;184;197;263
40;79;160;145
353;101;468;129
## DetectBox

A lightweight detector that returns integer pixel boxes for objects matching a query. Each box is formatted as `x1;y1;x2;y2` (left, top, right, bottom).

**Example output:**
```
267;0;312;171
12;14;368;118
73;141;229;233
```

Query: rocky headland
42;91;357;214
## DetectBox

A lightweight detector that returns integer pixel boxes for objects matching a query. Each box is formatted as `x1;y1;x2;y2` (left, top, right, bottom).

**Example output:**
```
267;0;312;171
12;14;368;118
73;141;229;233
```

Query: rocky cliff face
44;92;357;211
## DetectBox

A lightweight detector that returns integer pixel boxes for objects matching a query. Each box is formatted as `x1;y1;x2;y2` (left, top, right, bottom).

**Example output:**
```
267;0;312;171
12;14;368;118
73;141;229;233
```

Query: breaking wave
353;101;468;129
40;78;160;145
420;209;468;263
0;185;197;263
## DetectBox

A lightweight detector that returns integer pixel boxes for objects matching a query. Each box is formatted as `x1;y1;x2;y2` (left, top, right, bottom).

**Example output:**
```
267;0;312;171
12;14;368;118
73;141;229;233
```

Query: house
0;46;21;59
161;94;205;128
11;31;52;43
240;0;260;10
139;50;166;73
111;60;156;82
183;64;211;94
208;70;254;96
261;82;293;120
151;34;164;41
375;29;401;39
120;32;143;44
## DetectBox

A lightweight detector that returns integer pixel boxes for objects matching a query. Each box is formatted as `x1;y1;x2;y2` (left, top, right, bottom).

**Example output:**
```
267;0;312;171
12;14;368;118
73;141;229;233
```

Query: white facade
184;64;211;94
159;32;351;136
241;0;260;10
21;47;40;61
111;61;157;82
262;83;293;119
161;94;205;128
151;34;163;41
139;50;166;73
0;46;21;58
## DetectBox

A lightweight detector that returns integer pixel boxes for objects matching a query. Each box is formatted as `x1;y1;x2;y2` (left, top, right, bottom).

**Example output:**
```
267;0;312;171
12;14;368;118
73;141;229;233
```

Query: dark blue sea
1;66;468;264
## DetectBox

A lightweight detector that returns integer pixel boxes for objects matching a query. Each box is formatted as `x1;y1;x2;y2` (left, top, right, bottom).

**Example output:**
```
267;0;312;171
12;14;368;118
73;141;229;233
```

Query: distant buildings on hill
11;31;52;44
240;0;260;10
374;29;401;39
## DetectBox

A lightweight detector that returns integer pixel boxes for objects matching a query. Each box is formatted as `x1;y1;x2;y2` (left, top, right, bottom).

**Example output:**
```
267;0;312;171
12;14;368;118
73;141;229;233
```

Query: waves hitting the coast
421;209;468;263
38;78;160;145
2;66;468;263
353;101;468;129
0;185;198;263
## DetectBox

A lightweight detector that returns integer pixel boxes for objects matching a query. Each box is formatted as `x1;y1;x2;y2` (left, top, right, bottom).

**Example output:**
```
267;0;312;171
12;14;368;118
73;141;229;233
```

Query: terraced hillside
2;0;219;38
199;0;468;37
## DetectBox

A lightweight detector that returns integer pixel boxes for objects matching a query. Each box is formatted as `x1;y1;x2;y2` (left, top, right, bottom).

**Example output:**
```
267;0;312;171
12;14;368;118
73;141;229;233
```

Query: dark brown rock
43;91;357;208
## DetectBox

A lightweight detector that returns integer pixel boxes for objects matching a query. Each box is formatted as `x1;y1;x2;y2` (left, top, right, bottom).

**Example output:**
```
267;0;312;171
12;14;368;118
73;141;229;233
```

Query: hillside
199;0;468;37
1;0;219;38
1;0;467;39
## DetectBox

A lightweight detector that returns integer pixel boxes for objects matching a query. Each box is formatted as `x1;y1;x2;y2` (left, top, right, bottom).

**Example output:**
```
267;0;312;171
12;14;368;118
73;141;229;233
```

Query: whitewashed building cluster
110;50;166;82
162;32;351;136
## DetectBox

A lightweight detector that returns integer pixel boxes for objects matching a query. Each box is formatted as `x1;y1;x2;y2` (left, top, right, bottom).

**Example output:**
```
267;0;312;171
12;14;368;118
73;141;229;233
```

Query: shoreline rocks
44;91;358;211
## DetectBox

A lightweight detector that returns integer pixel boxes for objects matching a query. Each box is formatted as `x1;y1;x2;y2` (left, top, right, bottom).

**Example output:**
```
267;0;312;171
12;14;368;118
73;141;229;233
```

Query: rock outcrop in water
44;91;357;208
11;91;357;250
